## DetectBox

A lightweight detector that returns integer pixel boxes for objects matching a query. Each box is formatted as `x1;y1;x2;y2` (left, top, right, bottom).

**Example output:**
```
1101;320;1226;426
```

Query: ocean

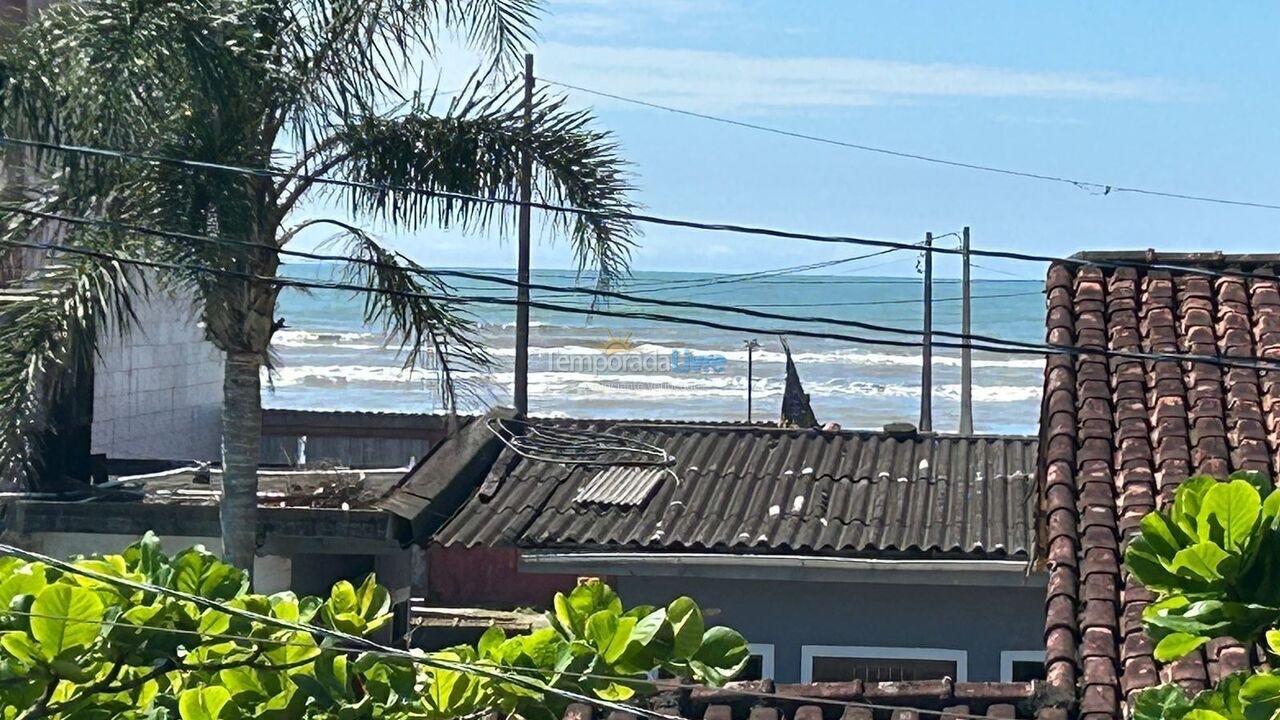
268;263;1047;435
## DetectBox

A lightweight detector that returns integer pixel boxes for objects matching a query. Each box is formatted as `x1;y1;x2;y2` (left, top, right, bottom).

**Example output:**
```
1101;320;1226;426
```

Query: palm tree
0;0;635;575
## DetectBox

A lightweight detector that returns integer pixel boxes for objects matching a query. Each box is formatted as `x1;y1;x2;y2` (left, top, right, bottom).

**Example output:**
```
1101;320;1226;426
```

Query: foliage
0;534;749;719
1126;471;1280;720
0;0;637;510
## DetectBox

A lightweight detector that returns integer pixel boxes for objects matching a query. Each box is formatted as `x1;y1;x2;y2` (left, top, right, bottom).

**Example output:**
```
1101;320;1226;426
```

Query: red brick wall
427;545;607;608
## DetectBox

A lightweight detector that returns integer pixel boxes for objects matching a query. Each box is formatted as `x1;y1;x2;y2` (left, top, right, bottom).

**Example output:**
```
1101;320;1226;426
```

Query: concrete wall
91;290;224;461
615;575;1045;683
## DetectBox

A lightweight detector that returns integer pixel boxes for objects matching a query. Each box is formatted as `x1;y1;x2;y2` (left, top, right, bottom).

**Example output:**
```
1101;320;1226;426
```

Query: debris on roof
98;466;406;509
779;338;818;429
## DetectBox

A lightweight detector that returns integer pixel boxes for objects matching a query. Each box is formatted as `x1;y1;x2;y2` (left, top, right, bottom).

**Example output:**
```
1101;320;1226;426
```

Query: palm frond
305;222;491;415
0;238;144;488
0;0;270;153
324;81;638;289
432;0;539;68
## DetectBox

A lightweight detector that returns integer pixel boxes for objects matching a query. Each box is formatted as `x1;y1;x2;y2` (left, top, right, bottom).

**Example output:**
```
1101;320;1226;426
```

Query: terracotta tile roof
553;679;1042;720
434;421;1038;560
1037;254;1280;720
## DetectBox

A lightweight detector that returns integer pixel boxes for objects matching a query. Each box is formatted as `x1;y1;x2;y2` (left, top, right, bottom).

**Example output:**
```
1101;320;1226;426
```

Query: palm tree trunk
220;351;262;579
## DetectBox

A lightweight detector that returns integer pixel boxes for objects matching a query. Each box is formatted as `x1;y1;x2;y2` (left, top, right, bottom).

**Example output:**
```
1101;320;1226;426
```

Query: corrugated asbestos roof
434;422;1038;559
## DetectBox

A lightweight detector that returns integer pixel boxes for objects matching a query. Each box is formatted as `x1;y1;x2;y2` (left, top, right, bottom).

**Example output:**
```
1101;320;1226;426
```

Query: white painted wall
91;289;224;461
27;532;292;594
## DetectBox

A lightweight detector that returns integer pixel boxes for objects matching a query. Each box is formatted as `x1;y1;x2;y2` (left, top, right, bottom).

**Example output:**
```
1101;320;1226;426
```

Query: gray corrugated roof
434;423;1038;559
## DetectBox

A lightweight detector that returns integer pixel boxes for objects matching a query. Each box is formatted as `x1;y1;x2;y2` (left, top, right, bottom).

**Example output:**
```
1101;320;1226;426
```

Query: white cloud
531;43;1194;114
544;0;728;38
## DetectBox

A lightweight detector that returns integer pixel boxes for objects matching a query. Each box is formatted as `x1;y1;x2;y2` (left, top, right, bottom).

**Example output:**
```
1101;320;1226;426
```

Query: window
740;644;775;681
1000;651;1045;682
800;646;968;683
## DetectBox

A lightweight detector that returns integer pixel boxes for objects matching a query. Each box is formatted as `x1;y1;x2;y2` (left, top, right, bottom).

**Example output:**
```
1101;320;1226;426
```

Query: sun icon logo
600;329;638;354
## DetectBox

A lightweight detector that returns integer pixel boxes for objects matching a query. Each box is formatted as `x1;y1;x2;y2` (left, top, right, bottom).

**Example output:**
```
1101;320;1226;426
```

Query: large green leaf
667;597;705;660
0;564;46;610
30;584;104;660
585;610;619;656
1142;512;1191;558
690;626;750;685
1154;632;1210;662
1181;710;1229;720
1201;479;1262;551
1173;476;1217;535
603;616;638;664
1240;673;1280;720
328;581;358;616
1171;542;1231;582
178;686;233;720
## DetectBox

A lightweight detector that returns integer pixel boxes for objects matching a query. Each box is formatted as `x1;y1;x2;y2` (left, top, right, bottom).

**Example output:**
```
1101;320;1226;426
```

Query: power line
735;290;1045;309
4;135;1279;283
542;78;1280;213
0;604;1030;720
2;205;1042;353
622;247;908;293
0;231;1026;356
6;228;1280;375
0;542;680;720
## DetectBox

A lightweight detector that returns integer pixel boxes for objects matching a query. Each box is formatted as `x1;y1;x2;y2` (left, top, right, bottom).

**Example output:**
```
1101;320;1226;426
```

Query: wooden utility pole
919;233;933;433
744;338;760;423
959;226;974;435
513;53;534;418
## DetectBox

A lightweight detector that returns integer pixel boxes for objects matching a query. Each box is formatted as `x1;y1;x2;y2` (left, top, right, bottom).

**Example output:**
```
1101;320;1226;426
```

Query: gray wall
91;288;224;461
615;574;1044;683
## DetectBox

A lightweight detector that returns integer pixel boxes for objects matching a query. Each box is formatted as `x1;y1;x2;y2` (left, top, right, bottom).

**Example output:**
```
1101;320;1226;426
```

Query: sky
315;1;1280;281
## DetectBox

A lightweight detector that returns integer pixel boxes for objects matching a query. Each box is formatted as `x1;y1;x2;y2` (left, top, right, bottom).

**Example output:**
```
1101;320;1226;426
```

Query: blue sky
348;1;1280;280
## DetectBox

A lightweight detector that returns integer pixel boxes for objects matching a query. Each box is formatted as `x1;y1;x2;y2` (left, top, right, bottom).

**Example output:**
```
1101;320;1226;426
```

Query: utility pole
513;53;534;418
919;233;933;433
959;226;974;435
744;339;760;423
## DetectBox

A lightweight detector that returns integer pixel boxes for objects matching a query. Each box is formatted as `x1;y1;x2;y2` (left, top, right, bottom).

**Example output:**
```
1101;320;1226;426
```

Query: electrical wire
6;230;1280;375
5;135;1280;284
542;78;1280;213
0;605;1032;720
0;542;682;720
734;290;1045;309
0;206;1055;355
622;247;908;293
486;416;675;466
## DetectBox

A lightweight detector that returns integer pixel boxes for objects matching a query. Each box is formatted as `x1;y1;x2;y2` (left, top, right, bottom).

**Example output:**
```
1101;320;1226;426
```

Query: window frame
799;645;968;683
746;643;775;680
999;650;1044;682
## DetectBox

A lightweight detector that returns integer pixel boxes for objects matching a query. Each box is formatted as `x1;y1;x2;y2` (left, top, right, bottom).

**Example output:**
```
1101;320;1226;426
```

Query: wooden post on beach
513;53;534;419
744;339;760;423
919;232;933;433
959;226;974;435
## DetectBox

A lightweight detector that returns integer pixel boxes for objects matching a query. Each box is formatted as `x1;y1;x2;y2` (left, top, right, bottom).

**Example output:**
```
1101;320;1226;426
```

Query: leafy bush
1126;471;1280;720
0;534;749;719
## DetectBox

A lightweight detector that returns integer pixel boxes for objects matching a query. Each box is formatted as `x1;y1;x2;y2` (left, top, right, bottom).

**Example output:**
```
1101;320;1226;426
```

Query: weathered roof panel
435;422;1037;560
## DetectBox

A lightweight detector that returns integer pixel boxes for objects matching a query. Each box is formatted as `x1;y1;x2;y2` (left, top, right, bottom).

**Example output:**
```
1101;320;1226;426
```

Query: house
1037;253;1280;720
0;464;419;637
386;416;1046;685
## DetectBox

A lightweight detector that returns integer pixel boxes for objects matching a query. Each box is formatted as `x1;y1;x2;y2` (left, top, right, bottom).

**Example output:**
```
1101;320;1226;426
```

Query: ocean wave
273;330;386;350
266;364;1040;404
275;325;1045;371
